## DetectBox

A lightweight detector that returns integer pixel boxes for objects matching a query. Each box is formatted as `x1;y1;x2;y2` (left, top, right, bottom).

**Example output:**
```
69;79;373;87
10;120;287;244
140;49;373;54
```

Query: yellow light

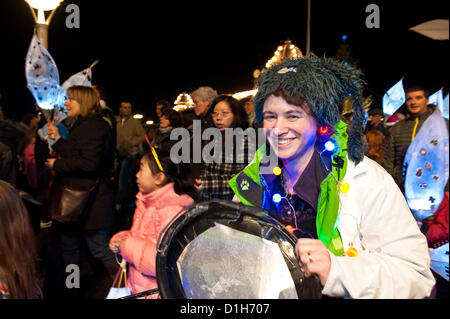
285;225;295;233
232;89;258;100
272;166;282;176
173;92;194;112
26;0;63;24
133;114;143;119
346;247;358;257
146;120;154;125
26;0;63;11
265;40;304;70
339;182;350;193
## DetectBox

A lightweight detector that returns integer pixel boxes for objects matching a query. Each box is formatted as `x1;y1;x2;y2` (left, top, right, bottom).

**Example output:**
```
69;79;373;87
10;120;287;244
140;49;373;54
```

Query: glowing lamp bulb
273;166;282;176
319;126;329;135
324;141;336;152
272;193;282;203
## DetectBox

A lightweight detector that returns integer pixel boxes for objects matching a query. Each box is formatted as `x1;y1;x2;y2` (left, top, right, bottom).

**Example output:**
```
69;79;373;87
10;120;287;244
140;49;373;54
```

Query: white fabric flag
429;89;446;117
25;34;62;110
61;61;98;92
443;94;449;120
382;78;405;116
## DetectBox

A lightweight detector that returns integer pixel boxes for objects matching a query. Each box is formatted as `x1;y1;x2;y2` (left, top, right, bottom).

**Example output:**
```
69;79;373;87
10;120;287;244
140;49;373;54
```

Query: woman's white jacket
322;156;435;298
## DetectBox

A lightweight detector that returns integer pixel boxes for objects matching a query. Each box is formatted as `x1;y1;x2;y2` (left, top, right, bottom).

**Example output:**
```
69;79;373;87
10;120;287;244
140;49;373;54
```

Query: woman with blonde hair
46;85;117;298
0;180;41;299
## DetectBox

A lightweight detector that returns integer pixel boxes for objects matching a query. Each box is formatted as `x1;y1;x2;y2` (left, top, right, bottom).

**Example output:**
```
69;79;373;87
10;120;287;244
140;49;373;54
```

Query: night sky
0;0;448;122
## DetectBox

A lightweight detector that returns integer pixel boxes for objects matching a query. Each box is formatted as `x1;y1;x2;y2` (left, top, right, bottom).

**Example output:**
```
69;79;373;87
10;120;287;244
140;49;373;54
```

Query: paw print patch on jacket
240;179;250;191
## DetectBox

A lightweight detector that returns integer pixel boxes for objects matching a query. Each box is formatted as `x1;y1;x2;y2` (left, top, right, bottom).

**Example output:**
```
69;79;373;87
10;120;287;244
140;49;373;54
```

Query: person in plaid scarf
197;95;254;200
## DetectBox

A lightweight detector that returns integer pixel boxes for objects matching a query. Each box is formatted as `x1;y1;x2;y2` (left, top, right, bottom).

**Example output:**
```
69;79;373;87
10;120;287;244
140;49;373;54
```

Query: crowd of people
0;56;448;299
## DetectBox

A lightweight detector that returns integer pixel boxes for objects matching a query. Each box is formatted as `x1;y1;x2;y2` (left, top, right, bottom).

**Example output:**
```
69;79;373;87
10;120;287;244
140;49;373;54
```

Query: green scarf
228;121;349;256
316;121;347;256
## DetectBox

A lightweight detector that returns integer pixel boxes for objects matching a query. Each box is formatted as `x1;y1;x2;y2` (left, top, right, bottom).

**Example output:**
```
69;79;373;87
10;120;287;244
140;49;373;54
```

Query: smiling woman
44;85;119;298
229;56;436;298
263;93;318;170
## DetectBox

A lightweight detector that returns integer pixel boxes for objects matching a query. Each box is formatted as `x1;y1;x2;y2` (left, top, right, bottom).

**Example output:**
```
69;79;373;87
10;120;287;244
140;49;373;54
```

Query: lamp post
306;0;311;57
25;0;64;49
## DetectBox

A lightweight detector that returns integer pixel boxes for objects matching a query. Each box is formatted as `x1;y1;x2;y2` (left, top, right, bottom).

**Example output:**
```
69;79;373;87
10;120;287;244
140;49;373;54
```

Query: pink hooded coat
110;183;194;298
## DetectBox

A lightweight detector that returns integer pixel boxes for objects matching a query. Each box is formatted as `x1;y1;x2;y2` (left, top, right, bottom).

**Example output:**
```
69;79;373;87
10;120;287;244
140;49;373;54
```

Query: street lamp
25;0;64;48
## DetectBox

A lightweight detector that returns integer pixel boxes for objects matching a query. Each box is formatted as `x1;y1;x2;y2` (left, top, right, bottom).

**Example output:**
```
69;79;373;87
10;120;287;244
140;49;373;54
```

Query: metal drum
155;200;322;299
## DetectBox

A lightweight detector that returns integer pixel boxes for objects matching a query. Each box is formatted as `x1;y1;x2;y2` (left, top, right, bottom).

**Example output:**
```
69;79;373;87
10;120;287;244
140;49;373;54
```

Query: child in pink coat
109;149;199;298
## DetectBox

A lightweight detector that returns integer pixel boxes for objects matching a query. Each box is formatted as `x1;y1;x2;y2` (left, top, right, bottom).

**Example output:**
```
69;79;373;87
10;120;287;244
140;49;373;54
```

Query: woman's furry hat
254;55;366;164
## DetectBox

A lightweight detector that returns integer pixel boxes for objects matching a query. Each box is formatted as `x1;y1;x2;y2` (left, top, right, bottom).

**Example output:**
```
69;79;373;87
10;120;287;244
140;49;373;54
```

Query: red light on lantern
319;126;329;135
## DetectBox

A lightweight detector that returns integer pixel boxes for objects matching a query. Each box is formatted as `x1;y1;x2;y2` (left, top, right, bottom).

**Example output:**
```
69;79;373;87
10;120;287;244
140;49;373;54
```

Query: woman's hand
47;121;61;142
45;158;56;169
109;237;124;254
295;238;331;286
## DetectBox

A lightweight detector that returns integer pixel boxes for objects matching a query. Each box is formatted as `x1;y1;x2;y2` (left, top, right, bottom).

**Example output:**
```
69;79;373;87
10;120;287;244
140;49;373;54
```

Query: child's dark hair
142;149;201;202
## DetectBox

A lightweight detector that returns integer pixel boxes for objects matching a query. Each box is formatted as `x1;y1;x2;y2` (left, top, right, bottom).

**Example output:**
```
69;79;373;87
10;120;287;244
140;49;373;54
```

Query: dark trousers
116;155;138;205
57;223;116;268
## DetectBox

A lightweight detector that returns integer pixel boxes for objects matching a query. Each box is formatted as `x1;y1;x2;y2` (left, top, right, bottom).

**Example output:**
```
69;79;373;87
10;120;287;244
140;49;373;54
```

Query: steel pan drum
156;200;322;299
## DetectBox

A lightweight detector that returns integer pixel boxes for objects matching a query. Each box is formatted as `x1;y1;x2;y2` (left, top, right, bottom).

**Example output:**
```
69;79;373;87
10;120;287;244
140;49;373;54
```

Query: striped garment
200;135;254;200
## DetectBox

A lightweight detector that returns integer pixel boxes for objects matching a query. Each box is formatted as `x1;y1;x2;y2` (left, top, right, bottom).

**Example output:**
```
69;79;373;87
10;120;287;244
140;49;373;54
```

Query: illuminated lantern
404;109;449;220
265;40;303;70
173;92;194;112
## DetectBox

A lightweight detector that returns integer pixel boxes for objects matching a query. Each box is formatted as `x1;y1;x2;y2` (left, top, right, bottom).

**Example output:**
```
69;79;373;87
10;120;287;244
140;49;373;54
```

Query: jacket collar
345;155;368;179
406;108;432;121
136;182;176;206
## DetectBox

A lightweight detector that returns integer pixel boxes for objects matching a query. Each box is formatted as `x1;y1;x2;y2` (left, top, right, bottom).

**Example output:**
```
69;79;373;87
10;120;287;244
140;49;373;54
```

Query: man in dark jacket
383;85;434;188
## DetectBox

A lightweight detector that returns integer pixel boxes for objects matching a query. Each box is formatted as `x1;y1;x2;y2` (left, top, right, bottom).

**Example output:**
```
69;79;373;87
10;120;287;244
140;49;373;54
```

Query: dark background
0;0;448;122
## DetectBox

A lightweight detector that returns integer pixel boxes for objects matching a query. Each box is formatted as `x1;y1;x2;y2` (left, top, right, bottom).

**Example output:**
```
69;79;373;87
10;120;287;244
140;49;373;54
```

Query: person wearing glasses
195;95;253;200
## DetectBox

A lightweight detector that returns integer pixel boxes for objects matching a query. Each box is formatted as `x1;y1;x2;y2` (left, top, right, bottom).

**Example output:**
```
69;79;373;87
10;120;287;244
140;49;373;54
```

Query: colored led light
340;182;350;193
272;193;282;203
285;225;295;233
346;247;358;257
273;166;282;176
324;141;336;151
319;126;329;135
